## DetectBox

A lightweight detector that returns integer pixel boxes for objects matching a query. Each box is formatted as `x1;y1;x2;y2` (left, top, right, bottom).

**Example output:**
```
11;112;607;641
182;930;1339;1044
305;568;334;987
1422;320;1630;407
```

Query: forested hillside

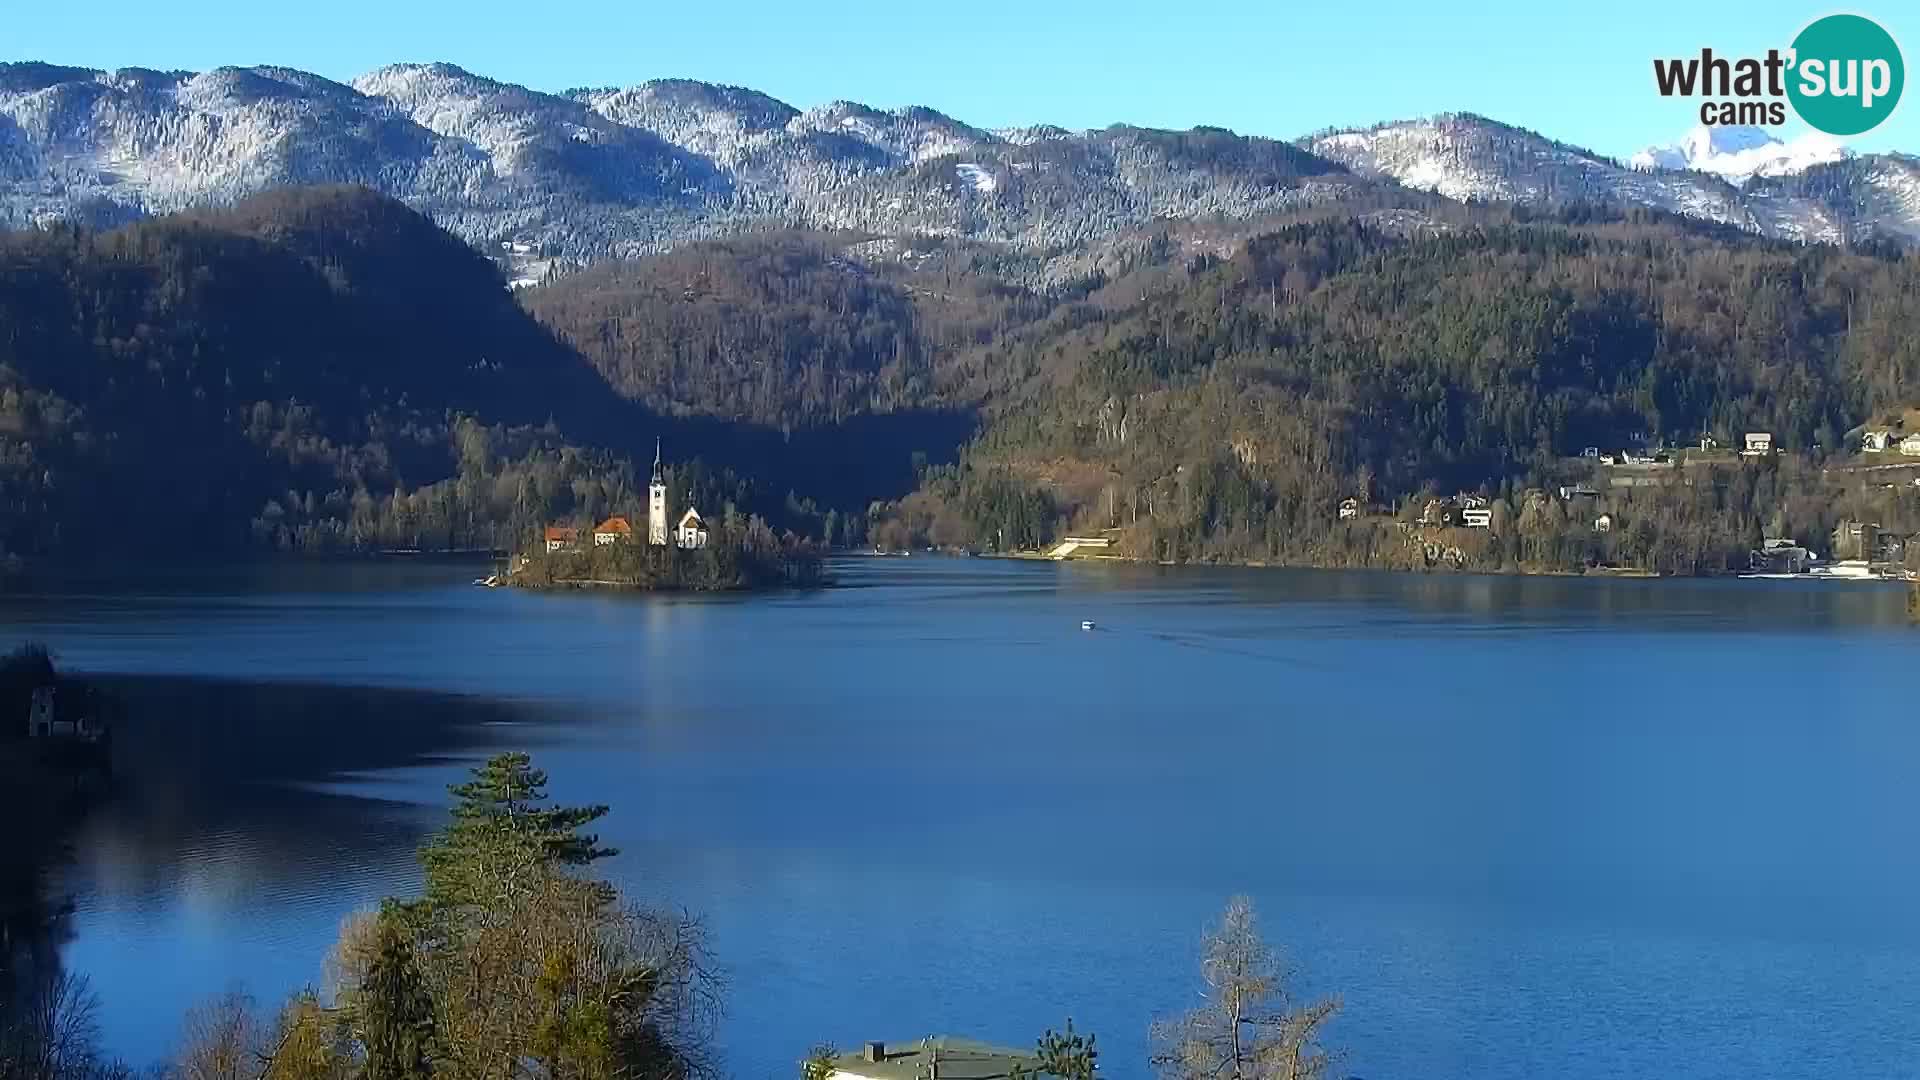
522;231;1048;425
872;207;1920;572
0;188;922;568
6;186;1920;578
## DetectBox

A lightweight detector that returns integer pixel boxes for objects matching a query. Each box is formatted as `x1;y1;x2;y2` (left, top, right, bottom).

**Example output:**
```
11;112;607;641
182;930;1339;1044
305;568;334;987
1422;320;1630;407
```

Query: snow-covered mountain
0;61;1356;266
1629;125;1847;182
4;65;1918;267
1303;113;1917;245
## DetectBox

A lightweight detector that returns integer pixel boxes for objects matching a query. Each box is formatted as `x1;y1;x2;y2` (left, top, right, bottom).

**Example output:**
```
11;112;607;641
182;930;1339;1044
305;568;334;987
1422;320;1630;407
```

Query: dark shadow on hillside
654;408;977;511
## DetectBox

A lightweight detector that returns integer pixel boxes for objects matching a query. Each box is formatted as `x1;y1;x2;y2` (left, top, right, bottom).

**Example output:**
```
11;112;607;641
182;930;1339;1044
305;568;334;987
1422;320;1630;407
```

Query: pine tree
418;752;614;912
355;912;434;1080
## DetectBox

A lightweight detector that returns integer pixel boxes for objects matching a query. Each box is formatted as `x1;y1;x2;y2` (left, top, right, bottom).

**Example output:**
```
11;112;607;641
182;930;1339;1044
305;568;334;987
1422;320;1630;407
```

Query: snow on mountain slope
1;61;1362;262
955;162;996;192
788;101;993;164
0;64;467;219
1747;153;1920;244
350;63;719;204
570;79;797;165
1630;125;1847;182
5;63;1917;266
1306;114;1745;220
1303;112;1920;244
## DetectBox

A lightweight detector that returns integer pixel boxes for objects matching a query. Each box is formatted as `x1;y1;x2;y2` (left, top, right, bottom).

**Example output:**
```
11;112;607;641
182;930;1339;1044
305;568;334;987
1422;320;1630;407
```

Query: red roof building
593;516;634;545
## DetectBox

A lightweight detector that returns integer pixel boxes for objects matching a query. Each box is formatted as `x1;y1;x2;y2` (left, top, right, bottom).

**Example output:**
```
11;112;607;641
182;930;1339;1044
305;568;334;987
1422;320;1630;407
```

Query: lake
4;557;1919;1078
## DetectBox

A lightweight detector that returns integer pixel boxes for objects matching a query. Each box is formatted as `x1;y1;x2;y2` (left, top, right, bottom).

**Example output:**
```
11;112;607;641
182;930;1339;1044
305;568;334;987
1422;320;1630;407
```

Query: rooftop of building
825;1036;1050;1080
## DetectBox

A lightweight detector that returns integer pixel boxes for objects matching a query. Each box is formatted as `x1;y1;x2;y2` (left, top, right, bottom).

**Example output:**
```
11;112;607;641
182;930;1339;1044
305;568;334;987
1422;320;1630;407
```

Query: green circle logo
1787;14;1904;136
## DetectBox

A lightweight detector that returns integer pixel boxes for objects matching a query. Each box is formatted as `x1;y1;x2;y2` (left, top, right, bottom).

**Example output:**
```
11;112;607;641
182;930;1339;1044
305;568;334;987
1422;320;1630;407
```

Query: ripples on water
3;558;1918;1078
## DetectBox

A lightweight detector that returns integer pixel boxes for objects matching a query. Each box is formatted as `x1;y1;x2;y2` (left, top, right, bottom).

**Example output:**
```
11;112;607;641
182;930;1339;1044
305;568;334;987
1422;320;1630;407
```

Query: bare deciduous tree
1;969;106;1080
176;988;267;1080
1149;896;1339;1080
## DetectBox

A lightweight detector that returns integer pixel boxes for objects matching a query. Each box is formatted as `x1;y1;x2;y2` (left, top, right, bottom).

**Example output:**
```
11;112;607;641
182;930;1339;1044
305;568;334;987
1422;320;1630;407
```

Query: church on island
538;440;708;555
646;440;709;550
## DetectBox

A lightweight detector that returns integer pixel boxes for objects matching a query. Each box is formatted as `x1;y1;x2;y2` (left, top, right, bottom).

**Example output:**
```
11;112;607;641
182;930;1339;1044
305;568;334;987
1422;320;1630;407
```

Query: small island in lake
509;441;825;592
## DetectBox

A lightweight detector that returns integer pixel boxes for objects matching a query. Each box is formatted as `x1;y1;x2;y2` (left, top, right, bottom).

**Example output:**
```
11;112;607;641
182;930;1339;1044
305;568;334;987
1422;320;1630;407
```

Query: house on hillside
1461;508;1492;529
1742;432;1774;457
1699;434;1719;451
1862;430;1896;453
1338;497;1359;521
1834;520;1881;561
818;1037;1050;1080
1902;434;1920;457
675;508;710;550
593;516;634;546
1595;513;1614;533
543;526;579;553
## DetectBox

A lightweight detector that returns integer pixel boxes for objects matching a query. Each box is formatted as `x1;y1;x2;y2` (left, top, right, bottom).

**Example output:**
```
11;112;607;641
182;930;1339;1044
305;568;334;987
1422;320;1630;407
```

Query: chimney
863;1042;884;1064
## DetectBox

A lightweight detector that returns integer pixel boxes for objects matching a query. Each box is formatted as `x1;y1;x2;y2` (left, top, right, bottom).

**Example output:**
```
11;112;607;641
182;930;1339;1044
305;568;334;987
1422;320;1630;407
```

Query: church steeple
648;437;669;546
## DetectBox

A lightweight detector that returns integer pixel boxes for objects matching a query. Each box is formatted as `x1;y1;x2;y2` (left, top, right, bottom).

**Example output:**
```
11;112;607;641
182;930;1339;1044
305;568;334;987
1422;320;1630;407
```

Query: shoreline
944;549;1920;584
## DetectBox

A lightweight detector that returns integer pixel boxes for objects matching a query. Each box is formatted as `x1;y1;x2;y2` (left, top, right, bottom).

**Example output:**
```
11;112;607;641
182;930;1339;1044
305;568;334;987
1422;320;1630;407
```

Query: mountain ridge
4;62;1920;277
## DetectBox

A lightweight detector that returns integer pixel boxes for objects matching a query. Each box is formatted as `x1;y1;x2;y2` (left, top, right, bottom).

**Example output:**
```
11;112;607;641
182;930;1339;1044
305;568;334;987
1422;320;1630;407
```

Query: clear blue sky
8;0;1915;158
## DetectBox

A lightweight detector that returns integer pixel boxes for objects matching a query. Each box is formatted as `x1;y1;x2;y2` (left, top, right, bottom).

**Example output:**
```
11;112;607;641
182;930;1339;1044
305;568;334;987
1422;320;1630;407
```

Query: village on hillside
1353;429;1920;579
1024;426;1920;579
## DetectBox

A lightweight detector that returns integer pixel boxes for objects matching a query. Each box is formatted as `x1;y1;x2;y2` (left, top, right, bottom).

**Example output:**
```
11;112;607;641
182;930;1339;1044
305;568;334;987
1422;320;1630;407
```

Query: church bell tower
648;438;668;546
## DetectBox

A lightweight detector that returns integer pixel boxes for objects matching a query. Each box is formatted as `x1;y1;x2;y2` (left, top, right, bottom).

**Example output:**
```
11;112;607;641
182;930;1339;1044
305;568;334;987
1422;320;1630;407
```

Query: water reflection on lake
3;558;1918;1079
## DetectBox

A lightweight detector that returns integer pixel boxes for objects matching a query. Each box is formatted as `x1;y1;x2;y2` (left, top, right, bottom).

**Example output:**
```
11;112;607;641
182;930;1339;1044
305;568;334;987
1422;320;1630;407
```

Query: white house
1337;497;1359;521
1461;508;1492;529
1742;432;1774;456
675;508;710;550
1595;513;1614;533
1901;434;1920;457
1862;430;1895;453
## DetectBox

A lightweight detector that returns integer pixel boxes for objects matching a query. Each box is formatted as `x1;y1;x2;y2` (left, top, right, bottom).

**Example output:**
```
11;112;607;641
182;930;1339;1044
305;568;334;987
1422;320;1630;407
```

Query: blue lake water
4;557;1918;1078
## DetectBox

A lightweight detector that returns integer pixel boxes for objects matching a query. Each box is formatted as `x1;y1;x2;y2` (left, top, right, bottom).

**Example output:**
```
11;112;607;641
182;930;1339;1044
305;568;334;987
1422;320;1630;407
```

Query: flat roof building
822;1037;1052;1080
